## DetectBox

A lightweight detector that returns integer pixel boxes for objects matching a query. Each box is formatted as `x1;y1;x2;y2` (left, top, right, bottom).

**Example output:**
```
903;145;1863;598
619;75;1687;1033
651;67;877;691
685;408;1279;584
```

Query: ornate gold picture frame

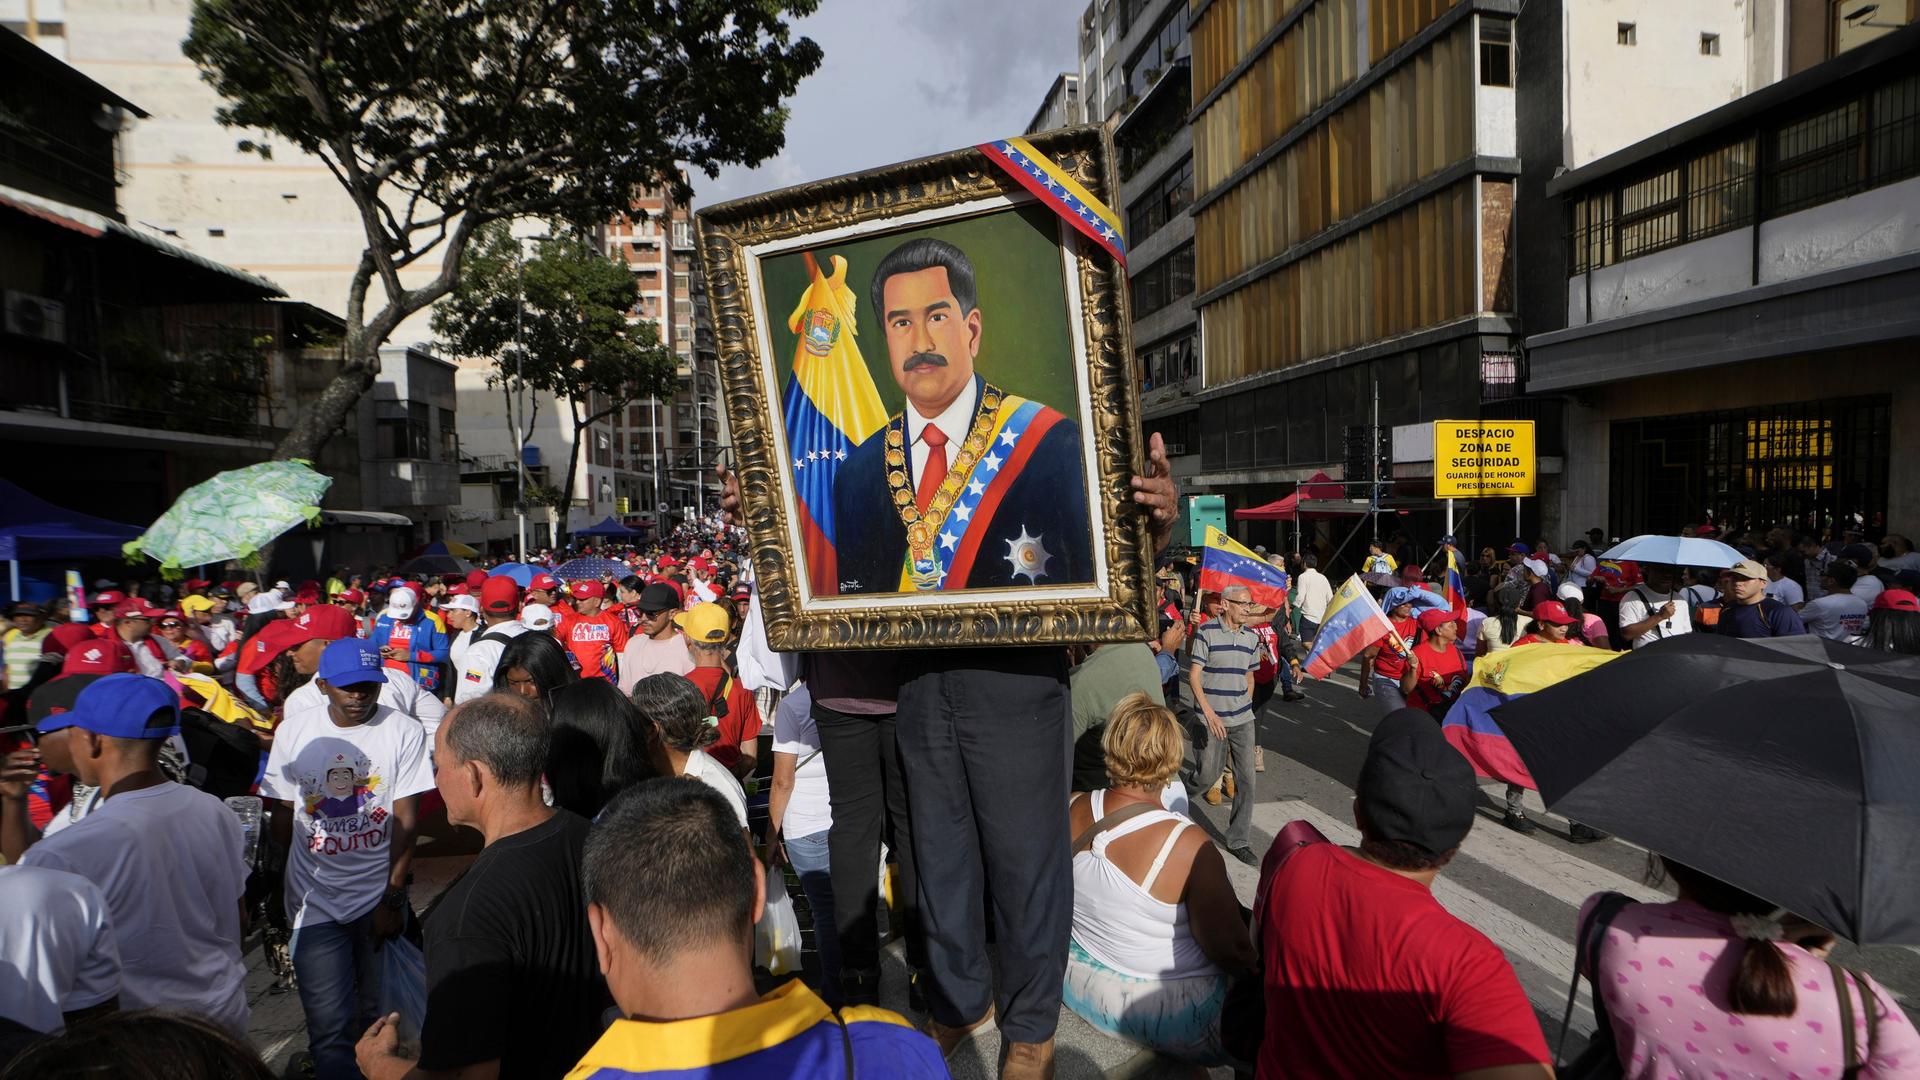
695;126;1154;650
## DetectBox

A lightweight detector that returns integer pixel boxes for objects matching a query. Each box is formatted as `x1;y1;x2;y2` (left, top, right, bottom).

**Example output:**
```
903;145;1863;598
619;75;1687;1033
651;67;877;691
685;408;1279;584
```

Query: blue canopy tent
573;516;639;537
0;479;145;602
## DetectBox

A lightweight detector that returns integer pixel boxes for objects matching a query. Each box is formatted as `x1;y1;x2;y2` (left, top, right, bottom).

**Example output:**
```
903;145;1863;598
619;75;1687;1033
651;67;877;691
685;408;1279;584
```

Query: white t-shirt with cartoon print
261;703;436;929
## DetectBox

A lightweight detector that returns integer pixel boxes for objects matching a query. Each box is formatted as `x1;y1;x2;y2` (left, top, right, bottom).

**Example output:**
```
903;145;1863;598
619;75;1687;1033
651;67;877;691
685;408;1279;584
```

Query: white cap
273;580;292;592
1522;558;1549;578
442;594;481;615
1556;579;1583;602
246;590;295;615
521;602;555;631
384;586;417;620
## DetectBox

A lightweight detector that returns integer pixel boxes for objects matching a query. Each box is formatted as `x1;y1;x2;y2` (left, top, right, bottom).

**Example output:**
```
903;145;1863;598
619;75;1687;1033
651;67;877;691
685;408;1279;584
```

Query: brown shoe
1222;770;1237;800
920;1004;995;1059
1001;1038;1056;1080
1203;783;1222;805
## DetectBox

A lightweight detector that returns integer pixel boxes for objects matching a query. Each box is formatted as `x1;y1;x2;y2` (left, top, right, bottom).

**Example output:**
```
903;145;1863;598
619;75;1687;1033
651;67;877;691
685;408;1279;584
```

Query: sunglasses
158;620;184;628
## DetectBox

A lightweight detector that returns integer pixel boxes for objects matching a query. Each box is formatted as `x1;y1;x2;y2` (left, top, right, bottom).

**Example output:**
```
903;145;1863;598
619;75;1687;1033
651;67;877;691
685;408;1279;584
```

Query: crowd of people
3;489;1918;1080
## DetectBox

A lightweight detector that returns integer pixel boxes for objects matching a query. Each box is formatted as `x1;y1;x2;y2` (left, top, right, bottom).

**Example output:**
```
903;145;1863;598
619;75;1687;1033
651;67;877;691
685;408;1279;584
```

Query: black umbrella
397;553;473;577
1492;634;1920;945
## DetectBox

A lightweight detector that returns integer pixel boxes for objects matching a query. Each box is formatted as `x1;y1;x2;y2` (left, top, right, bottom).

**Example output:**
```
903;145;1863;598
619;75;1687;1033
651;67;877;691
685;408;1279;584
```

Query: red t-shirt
1405;642;1466;713
1258;844;1549;1079
682;665;761;770
557;610;630;681
1369;617;1420;680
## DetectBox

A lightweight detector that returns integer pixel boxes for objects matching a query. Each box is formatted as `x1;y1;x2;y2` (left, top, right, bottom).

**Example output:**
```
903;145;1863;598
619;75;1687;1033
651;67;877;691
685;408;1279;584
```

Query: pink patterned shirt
1581;897;1919;1078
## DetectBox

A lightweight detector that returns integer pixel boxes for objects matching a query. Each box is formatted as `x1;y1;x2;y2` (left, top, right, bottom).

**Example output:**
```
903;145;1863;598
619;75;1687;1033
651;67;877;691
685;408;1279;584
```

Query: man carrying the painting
831;238;1094;595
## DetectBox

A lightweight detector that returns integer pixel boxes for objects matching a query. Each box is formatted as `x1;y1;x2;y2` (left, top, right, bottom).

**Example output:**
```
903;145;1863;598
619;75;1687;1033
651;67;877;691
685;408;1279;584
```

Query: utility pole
1369;377;1381;546
513;246;527;562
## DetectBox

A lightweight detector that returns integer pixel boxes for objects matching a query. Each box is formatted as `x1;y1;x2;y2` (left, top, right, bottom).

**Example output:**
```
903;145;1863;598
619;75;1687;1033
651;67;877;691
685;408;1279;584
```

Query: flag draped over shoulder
782;253;888;596
1439;642;1624;789
1301;575;1405;679
1198;526;1289;609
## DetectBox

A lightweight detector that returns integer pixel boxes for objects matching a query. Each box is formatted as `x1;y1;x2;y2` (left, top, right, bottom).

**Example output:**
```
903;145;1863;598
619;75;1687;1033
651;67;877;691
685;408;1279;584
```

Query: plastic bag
378;935;429;1043
756;885;803;976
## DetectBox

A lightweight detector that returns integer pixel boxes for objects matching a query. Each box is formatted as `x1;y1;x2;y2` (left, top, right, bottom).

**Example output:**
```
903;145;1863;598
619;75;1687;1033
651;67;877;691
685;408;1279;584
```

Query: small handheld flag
1301;575;1406;679
1198;526;1289;610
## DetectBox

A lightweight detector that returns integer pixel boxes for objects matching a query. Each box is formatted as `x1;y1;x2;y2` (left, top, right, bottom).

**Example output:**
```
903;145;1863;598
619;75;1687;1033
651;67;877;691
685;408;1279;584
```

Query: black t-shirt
417;810;611;1078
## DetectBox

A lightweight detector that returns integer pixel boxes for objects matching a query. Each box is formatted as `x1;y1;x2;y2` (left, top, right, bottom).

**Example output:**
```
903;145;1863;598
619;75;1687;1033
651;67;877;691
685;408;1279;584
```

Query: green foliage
434;221;677;418
181;0;821;460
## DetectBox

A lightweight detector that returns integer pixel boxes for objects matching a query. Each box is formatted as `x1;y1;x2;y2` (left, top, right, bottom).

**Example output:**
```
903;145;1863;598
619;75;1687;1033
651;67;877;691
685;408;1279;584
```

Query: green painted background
759;202;1079;417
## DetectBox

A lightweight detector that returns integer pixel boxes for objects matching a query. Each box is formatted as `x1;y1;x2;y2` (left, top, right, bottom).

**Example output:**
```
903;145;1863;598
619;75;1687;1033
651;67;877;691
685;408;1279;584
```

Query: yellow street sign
1433;420;1536;498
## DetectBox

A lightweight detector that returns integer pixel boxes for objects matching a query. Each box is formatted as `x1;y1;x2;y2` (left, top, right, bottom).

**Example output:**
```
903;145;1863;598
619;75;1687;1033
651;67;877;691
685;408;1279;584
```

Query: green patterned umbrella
126;460;333;577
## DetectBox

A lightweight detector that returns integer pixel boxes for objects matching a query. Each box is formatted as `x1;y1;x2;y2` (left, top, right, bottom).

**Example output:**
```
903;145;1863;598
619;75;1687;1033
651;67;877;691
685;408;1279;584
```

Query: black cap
1842;543;1875;564
638;582;680;613
1356;708;1476;856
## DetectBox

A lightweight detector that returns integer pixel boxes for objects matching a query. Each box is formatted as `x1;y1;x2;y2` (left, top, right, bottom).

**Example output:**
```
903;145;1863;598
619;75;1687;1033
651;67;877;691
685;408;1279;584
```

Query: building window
439;407;457;463
375;400;431;460
1617;22;1636;45
1700;32;1721;55
1479;18;1513;86
1129;241;1194;318
1125;156;1194;244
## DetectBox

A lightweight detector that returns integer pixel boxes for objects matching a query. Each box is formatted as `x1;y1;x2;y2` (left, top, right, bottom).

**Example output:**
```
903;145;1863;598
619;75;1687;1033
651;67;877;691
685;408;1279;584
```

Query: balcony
372;459;459;508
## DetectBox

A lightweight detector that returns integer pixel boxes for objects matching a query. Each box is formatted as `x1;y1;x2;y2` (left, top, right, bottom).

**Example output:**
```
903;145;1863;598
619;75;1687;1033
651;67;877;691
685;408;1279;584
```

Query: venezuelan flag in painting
782;253;889;597
1439;642;1623;789
1198;525;1289;609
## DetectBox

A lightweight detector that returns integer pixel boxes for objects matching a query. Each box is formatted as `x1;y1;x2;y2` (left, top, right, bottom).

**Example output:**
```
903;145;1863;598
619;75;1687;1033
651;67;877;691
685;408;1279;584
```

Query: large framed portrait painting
697;127;1156;650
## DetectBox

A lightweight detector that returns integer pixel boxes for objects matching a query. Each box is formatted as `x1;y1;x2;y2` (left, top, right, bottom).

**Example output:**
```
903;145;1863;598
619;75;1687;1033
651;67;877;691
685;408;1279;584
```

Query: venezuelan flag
782;253;888;596
1198;525;1289;609
1439;642;1623;789
1444;548;1468;614
1300;575;1406;679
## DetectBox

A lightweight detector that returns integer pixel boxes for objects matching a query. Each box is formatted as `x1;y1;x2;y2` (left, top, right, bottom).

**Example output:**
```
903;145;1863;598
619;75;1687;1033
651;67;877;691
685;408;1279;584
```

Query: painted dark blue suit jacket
829;395;1095;595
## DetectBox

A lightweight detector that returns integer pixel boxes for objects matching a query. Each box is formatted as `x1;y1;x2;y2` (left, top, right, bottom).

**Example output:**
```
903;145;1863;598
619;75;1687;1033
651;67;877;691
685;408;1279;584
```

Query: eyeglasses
158;621;184;628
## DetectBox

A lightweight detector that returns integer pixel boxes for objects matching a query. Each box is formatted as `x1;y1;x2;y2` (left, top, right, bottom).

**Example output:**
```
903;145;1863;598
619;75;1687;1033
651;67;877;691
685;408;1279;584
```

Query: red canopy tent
1232;472;1351;520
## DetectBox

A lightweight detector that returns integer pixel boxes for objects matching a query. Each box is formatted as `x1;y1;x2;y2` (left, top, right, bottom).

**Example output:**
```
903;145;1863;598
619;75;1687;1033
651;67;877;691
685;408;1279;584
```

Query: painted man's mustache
902;351;949;372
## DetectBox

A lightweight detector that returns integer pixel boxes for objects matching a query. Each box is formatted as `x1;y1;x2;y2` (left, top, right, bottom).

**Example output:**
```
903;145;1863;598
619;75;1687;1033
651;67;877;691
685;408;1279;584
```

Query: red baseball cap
284;604;358;646
113;599;163;620
335;588;366;604
237;621;305;676
181;578;210;590
293;589;322;605
529;573;559;592
447;583;471;596
1872;589;1919;613
466;569;489;589
689;557;712;574
90;590;127;608
481;576;522;614
655;556;678;570
571;580;605;600
1531;600;1576;626
62;640;134;676
1416;607;1454;632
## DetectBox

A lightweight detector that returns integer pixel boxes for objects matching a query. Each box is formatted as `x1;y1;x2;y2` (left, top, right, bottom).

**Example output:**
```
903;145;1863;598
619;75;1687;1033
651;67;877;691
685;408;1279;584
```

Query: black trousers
896;648;1072;1045
810;702;925;979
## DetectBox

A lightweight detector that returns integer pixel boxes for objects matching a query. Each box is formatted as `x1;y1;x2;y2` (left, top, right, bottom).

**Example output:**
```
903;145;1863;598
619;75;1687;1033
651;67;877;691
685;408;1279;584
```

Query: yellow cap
179;595;219;614
673;601;733;643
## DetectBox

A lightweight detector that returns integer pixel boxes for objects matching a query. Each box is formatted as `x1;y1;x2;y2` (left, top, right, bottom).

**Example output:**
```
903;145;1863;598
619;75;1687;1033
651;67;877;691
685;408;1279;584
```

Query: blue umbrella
1600;534;1743;569
489;562;536;587
554;556;629;582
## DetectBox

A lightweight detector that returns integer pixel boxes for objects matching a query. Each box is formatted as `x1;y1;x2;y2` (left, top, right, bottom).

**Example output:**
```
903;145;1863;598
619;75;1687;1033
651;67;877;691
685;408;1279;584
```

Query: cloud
693;0;1080;211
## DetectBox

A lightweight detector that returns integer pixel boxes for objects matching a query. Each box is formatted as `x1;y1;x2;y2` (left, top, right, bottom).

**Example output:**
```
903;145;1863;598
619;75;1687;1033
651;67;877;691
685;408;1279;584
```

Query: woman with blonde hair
1063;692;1256;1068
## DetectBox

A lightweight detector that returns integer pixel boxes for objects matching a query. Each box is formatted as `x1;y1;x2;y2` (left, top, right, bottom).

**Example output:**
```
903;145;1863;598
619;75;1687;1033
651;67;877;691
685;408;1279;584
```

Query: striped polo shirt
1192;621;1260;727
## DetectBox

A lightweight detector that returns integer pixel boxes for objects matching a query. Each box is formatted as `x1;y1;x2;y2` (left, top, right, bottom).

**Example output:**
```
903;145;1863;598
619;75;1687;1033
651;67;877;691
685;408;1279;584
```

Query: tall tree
183;0;820;461
433;222;676;536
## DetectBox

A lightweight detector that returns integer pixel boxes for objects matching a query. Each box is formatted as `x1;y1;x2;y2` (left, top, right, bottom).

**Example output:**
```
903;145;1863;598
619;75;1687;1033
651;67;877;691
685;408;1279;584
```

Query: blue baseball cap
59;673;180;740
1507;541;1532;554
316;638;388;688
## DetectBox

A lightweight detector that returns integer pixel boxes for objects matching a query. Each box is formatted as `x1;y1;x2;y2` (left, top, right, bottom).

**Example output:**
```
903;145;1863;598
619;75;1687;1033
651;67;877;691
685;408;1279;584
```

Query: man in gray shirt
1188;584;1261;865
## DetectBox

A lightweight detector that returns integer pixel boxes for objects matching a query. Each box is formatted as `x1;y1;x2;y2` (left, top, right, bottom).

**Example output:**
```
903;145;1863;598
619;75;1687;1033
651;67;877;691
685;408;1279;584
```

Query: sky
690;0;1083;211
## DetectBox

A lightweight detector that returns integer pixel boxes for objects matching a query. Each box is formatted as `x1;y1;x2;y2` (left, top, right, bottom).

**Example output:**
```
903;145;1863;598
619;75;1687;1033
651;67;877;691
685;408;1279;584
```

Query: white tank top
1069;791;1222;980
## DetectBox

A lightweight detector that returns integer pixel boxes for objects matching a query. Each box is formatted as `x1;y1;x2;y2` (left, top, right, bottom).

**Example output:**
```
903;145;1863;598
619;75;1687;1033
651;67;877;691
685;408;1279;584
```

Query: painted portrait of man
829;238;1094;594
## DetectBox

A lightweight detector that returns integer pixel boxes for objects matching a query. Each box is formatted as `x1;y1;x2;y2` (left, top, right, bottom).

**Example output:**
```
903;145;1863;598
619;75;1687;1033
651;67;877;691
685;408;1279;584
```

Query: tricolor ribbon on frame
977;137;1126;265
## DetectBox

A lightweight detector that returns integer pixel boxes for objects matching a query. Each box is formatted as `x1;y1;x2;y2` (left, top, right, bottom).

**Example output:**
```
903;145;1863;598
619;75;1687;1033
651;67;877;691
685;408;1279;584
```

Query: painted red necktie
916;425;949;514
